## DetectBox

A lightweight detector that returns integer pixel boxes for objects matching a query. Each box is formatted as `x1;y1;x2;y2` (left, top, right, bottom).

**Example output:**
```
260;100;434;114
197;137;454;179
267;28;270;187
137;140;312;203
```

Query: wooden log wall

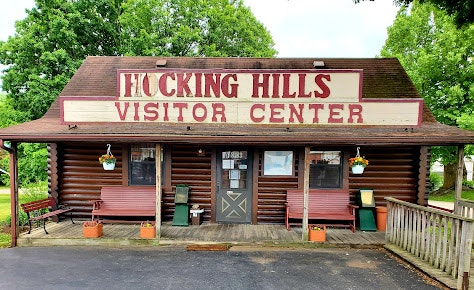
163;145;213;222
53;142;124;218
255;150;300;224
348;146;422;206
50;142;427;224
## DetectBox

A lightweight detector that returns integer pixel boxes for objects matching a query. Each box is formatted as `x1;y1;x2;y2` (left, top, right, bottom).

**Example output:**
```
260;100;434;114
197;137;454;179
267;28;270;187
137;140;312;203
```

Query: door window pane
221;151;248;189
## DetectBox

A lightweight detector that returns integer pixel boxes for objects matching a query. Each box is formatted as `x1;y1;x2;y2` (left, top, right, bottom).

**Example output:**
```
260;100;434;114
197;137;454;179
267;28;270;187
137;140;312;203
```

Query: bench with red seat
91;186;156;222
20;197;74;234
285;189;357;232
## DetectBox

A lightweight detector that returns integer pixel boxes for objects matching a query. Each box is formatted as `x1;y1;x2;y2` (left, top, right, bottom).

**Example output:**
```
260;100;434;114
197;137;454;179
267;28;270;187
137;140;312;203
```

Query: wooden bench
285;189;358;232
20;197;74;234
91;186;156;221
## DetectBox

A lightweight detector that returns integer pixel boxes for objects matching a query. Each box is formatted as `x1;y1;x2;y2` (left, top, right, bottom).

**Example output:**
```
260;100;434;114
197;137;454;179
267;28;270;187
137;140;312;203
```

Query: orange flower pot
376;206;387;231
308;225;326;242
140;222;156;239
83;222;102;238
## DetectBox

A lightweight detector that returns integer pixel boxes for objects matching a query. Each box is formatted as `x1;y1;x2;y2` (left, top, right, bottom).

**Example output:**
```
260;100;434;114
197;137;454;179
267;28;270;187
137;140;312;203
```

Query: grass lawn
0;233;10;248
0;195;10;221
0;194;11;247
429;189;474;202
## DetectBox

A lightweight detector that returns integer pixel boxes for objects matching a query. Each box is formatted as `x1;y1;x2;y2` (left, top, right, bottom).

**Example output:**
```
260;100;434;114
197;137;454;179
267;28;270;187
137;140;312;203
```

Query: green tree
0;95;47;185
380;1;474;189
0;0;123;120
120;0;275;57
0;0;275;185
355;0;474;27
0;0;275;121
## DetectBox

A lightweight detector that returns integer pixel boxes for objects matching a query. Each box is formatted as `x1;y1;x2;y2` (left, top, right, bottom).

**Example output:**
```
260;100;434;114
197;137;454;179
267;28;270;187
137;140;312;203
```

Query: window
309;151;342;188
129;143;156;185
263;151;294;176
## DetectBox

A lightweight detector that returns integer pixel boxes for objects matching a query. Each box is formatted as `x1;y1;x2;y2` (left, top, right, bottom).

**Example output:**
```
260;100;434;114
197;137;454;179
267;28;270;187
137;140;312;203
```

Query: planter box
140;222;156;239
83;222;102;238
308;225;326;242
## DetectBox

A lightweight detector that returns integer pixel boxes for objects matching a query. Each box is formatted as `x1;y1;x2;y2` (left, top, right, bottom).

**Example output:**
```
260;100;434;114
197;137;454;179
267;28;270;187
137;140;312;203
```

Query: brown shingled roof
62;56;421;100
1;56;472;145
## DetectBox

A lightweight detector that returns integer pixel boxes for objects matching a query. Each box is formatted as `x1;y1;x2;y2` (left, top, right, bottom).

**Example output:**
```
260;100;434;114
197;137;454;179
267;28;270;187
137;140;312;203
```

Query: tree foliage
381;3;473;127
380;1;474;188
0;0;276;185
0;0;275;121
0;143;48;186
355;0;474;27
120;0;275;57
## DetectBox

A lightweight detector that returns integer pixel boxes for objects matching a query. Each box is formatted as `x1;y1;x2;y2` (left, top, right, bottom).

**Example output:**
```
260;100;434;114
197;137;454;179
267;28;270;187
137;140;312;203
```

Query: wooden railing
457;198;474;219
386;197;474;289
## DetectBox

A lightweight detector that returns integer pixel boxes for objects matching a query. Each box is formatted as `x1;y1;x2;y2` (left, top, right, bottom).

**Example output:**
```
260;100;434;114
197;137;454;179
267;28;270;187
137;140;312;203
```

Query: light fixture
313;61;325;68
197;147;205;157
156;59;167;67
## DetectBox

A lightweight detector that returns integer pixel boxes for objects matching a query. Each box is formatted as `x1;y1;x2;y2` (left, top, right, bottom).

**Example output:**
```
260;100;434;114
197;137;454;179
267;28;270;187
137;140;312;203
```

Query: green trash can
358;208;377;231
172;184;189;226
357;189;376;231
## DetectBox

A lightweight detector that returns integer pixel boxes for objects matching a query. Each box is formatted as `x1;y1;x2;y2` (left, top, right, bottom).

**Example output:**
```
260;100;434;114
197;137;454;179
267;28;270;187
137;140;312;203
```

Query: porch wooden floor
17;220;386;247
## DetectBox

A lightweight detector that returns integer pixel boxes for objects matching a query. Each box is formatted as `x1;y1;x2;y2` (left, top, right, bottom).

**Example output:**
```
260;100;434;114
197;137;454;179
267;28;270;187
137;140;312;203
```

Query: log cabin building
1;56;474;243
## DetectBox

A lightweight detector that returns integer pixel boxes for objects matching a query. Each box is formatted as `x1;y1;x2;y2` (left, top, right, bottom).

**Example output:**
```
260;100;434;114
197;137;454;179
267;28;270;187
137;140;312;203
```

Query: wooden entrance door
216;150;252;223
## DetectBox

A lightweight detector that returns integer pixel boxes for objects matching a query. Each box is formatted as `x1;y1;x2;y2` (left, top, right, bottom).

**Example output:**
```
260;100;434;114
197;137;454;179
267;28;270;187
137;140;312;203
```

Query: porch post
155;143;162;240
1;141;18;247
454;145;464;215
302;145;310;241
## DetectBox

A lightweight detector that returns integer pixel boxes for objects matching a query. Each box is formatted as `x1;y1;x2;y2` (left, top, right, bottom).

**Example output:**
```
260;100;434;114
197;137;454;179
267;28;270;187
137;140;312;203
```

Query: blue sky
0;0;399;57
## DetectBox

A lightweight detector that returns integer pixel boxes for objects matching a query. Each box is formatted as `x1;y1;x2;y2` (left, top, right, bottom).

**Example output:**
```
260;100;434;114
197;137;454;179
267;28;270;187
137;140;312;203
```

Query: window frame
263;150;294;177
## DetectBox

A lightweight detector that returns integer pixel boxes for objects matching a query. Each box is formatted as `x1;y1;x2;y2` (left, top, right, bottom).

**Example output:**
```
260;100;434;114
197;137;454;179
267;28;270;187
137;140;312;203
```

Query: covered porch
17;221;386;247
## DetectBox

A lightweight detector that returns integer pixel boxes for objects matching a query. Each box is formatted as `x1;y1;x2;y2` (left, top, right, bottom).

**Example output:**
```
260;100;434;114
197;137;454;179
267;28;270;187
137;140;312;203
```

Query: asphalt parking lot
0;245;443;290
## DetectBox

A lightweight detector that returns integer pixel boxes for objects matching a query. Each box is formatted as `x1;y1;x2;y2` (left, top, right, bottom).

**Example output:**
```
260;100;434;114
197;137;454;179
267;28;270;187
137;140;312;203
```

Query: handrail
385;197;473;289
456;198;474;219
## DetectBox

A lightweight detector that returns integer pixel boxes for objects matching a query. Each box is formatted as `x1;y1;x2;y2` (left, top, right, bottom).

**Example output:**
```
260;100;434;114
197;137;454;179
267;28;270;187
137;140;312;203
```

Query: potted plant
83;220;103;238
140;221;156;239
308;225;326;242
99;144;116;170
349;147;368;174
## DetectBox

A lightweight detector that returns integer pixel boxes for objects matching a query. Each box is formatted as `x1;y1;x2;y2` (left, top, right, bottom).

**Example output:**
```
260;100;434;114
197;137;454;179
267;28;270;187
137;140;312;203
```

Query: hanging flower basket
351;164;365;174
99;144;116;170
102;162;115;170
349;147;368;175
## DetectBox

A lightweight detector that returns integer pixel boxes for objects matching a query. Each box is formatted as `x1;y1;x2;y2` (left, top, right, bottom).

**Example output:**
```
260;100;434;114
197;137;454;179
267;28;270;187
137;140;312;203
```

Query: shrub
0;182;48;226
463;180;474;189
3;211;29;227
429;172;443;192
